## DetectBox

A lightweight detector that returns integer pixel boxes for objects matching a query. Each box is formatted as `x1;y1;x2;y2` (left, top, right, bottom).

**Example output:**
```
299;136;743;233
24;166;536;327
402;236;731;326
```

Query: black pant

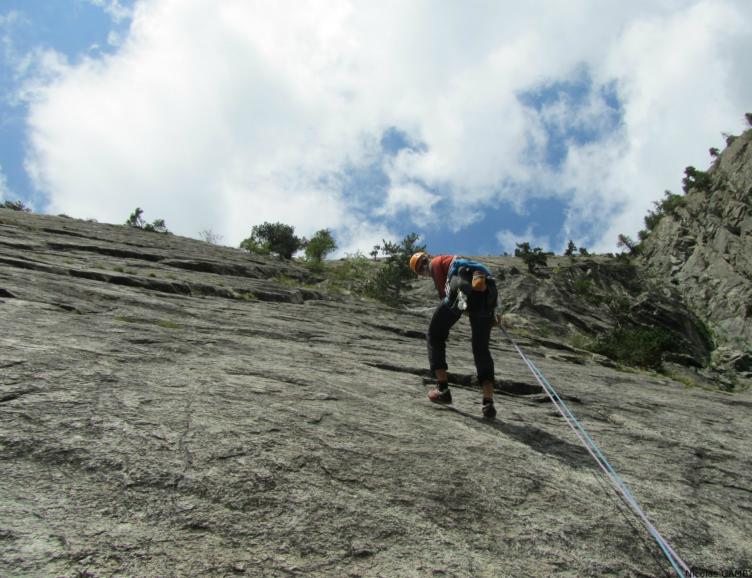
427;301;495;384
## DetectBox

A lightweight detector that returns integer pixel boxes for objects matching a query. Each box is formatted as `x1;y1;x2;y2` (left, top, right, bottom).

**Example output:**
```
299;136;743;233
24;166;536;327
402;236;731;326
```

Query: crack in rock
0;389;37;403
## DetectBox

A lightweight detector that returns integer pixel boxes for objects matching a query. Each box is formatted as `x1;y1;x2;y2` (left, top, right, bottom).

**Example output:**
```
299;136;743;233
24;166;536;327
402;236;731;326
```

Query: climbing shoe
482;399;497;420
428;384;452;404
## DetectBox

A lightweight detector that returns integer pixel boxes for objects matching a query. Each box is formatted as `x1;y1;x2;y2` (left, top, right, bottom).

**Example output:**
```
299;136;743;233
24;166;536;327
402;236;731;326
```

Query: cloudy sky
1;0;750;256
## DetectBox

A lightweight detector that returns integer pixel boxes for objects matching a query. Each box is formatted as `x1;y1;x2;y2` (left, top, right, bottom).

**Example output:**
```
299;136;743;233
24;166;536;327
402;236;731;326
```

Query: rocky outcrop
641;128;752;380
1;210;751;576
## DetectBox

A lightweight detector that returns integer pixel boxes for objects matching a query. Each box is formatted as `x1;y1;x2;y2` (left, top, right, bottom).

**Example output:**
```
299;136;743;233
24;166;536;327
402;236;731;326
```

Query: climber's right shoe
428;384;452;404
482;398;497;420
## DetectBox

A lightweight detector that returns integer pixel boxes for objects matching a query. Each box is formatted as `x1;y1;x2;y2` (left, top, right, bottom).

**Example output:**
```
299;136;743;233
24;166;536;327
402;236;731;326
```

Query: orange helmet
409;251;429;274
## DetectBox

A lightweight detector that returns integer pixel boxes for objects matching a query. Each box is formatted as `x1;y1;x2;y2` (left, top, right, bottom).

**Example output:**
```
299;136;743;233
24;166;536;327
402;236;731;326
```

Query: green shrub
148;219;169;233
304;229;337;264
616;234;642;256
589;327;675;369
573;278;593;295
240;222;302;259
1;200;31;212
682;167;711;194
643;190;687;232
660;190;687;214
365;233;425;305
573;278;604;305
327;252;372;293
606;294;631;318
644;210;661;231
238;238;270;255
723;133;737;147
125;207;169;233
515;242;548;273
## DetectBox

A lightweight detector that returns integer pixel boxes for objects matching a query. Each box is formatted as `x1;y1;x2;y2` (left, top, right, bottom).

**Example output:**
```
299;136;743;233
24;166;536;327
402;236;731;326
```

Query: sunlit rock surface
1;211;750;577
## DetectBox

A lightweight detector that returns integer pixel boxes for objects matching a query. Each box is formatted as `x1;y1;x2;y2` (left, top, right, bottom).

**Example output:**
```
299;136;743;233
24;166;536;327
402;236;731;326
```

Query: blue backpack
444;257;497;311
447;258;493;281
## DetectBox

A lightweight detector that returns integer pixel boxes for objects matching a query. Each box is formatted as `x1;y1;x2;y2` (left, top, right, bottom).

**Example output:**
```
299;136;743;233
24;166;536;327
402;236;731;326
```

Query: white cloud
332;218;396;258
376;181;440;224
565;0;750;249
106;30;124;47
0;10;22;33
496;225;552;256
20;0;752;251
12;48;71;107
86;0;133;23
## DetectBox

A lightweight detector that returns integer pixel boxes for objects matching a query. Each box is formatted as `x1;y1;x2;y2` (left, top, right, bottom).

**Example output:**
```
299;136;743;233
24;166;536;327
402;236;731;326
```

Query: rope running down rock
499;325;695;578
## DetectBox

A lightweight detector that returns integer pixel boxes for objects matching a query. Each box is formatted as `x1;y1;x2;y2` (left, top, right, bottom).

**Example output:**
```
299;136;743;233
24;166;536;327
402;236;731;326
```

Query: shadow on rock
438;405;594;469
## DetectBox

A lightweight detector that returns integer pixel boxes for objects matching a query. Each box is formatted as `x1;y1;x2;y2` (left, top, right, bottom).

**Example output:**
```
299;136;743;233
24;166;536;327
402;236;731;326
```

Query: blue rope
499;326;694;578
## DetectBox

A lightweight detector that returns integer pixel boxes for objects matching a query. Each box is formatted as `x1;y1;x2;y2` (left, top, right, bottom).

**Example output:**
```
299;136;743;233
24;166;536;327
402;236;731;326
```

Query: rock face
641;128;752;377
1;211;751;577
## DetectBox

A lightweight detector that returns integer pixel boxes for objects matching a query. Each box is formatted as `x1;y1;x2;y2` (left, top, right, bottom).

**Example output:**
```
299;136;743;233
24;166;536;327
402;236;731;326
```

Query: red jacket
429;255;455;299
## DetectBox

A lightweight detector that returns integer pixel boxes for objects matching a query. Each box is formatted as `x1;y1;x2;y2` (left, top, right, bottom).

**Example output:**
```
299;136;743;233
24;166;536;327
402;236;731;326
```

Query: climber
409;251;502;419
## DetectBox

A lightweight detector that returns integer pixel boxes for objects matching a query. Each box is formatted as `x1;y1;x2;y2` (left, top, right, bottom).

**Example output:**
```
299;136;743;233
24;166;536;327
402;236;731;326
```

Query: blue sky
1;1;750;257
1;1;133;207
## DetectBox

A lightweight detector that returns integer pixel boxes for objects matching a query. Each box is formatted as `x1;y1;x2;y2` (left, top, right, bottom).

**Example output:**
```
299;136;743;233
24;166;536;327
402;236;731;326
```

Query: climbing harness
499;326;695;578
